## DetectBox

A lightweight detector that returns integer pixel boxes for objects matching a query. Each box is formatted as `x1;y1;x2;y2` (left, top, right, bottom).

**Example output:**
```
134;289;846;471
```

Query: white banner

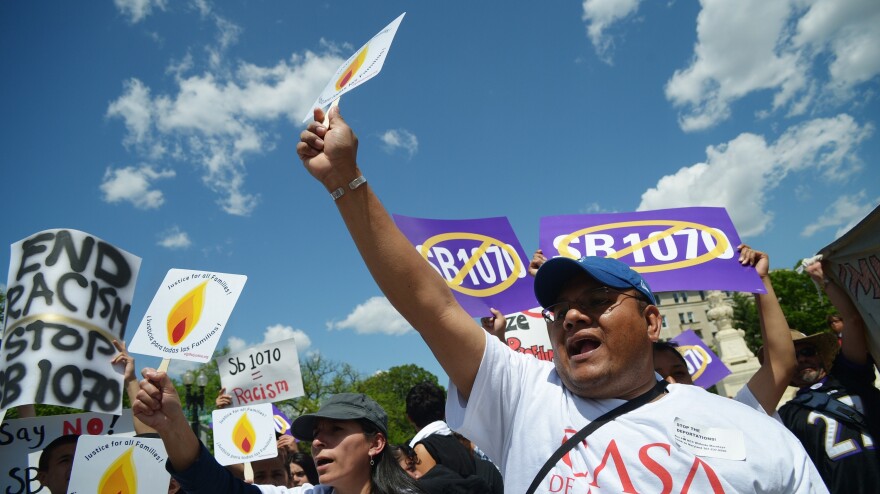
1;229;141;413
819;205;880;365
129;269;247;363
217;338;305;408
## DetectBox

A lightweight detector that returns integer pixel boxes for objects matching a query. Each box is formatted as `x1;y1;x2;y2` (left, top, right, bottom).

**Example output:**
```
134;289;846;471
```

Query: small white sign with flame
212;403;278;466
129;269;247;363
67;435;169;494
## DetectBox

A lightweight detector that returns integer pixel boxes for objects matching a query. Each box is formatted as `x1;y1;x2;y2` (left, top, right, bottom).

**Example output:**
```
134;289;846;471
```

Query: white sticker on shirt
673;417;746;461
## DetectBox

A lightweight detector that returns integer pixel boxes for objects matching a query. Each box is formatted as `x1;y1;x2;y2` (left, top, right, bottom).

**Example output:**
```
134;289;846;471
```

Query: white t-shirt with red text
447;333;827;493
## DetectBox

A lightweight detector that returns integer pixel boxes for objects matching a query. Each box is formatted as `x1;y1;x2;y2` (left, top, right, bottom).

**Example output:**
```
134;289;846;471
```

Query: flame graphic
98;447;137;494
167;281;207;346
232;413;257;455
335;46;369;90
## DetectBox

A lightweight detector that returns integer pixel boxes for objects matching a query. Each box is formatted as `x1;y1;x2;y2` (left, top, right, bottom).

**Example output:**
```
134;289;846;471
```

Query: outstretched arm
740;245;796;414
805;261;869;366
297;107;485;399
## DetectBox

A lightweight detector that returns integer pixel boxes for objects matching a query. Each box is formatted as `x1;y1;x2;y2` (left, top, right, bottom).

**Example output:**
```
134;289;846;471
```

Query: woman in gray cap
133;369;424;494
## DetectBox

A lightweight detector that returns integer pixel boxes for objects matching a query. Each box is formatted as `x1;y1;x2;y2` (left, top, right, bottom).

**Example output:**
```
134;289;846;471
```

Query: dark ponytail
359;420;426;494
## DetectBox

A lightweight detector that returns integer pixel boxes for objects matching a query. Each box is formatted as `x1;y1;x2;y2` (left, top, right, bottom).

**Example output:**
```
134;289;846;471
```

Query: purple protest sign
671;330;731;389
539;207;765;293
393;215;537;316
272;404;294;437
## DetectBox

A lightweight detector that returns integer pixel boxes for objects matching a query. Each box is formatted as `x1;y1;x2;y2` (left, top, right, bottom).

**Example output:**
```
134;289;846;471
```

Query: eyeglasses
795;346;818;358
541;287;640;325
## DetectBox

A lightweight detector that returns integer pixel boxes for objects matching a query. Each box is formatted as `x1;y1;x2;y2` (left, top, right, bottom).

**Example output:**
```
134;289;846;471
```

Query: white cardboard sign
499;308;554;362
302;12;406;122
129;269;247;362
217;338;305;408
67;435;169;494
1;229;141;413
212;404;277;466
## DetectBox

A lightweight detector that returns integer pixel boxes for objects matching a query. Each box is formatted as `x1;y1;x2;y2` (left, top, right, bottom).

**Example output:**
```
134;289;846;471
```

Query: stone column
707;291;760;398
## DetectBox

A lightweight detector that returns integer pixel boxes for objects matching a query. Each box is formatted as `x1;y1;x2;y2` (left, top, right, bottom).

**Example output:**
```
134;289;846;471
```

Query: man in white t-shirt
297;106;828;493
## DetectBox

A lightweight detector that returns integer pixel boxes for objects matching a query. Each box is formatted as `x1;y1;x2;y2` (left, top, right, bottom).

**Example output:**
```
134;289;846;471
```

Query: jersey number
807;411;874;460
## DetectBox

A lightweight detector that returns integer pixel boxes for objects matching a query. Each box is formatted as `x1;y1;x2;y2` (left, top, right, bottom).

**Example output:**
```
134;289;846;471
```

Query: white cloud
638;114;872;236
666;0;880;131
262;324;312;352
108;48;344;215
225;324;312;355
114;0;167;24
157;226;192;249
379;129;419;157
328;297;414;336
581;0;644;63
100;164;175;209
164;358;202;380
580;202;612;214
801;190;879;238
227;336;247;354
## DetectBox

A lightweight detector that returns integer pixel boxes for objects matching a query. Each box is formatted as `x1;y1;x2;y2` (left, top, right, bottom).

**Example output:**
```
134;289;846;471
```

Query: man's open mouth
568;337;601;357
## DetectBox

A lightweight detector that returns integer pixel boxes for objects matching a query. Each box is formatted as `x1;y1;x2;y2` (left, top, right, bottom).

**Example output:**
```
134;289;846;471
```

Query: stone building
654;290;736;346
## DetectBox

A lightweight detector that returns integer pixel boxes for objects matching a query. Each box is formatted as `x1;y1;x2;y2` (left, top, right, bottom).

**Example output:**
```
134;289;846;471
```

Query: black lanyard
525;380;669;494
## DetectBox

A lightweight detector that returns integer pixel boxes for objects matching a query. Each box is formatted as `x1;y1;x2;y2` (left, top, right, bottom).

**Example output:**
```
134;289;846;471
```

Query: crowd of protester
29;107;878;493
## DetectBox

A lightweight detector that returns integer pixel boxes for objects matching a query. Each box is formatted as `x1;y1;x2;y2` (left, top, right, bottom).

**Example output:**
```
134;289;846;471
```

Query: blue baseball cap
534;256;656;307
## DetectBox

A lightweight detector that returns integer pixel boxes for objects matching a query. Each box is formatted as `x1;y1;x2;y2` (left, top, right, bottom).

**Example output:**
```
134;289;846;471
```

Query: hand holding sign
299;106;361;192
132;368;185;433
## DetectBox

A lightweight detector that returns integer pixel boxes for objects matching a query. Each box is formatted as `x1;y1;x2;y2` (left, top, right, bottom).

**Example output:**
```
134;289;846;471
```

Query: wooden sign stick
157;358;171;373
321;97;340;127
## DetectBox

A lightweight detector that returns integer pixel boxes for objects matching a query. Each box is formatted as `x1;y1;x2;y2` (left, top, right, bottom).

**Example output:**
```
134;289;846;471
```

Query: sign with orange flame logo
302;12;406;122
167;281;207;346
98;447;137;494
232;413;257;454
129;269;247;363
212;404;277;465
65;435;168;494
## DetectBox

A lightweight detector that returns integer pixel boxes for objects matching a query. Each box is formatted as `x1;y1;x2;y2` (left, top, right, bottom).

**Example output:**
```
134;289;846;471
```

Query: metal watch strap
330;175;366;201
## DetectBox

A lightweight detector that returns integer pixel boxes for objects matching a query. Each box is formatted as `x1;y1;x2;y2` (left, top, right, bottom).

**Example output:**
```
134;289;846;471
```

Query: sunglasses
795;346;818;358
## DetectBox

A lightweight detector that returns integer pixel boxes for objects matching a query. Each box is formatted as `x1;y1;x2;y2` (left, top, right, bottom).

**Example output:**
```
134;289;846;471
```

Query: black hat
292;393;388;441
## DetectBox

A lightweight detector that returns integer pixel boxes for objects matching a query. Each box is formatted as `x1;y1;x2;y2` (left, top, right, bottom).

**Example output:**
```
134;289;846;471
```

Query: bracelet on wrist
330;175;367;201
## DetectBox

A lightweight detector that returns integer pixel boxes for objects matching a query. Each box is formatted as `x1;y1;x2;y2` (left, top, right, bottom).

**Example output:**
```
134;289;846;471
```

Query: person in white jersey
297;105;828;493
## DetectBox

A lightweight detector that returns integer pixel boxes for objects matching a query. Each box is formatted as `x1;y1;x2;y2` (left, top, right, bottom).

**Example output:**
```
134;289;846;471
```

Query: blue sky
2;0;878;384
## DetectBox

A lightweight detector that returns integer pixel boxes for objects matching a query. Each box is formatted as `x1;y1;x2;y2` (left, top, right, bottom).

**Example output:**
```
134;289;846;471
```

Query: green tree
354;364;440;445
734;268;835;353
278;353;363;418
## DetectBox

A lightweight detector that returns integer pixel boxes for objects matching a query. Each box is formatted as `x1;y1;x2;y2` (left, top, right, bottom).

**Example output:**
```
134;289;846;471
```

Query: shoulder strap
791;389;867;429
525;380;668;494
